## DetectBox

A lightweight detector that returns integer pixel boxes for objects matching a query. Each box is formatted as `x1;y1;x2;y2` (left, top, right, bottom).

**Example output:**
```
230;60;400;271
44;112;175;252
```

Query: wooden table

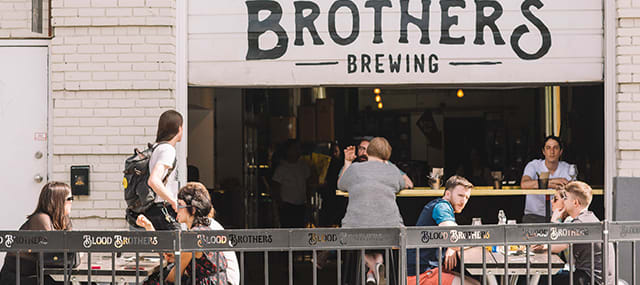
336;188;604;197
461;247;564;285
47;252;160;285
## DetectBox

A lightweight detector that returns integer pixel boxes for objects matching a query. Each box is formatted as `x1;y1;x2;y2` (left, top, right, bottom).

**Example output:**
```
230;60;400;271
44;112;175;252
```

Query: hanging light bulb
374;88;381;94
457;89;464;98
377;102;383;109
375;94;381;102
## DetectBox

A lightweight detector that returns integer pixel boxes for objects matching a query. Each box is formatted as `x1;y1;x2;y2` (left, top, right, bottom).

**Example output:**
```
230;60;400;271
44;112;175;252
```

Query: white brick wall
0;0;50;38
617;0;640;177
50;0;176;229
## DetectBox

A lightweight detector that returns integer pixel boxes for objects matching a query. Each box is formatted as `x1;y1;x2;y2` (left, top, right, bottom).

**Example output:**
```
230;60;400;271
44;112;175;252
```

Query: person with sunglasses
0;182;75;285
551;189;572;224
137;182;228;285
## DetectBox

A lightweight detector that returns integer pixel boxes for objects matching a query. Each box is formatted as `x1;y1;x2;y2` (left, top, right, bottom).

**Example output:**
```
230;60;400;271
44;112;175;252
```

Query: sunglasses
177;204;191;209
66;196;74;201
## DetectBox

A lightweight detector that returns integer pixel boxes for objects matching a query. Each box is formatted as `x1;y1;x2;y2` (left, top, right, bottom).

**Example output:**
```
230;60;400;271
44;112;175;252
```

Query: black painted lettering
440;0;465;45
329;0;360;45
365;0;392;44
406;54;410;72
510;0;551;60
348;54;357;73
246;1;288;60
474;0;505;45
294;1;324;46
375;54;384;73
389;54;401;72
362;54;372;72
429;54;439;73
399;0;431;44
414;54;425;72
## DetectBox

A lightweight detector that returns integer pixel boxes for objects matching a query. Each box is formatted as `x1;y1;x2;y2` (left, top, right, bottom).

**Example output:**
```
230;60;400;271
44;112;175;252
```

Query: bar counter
336;187;604;197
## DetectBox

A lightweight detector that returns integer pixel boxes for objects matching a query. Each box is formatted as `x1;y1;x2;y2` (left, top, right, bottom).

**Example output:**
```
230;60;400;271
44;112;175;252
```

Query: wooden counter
336;187;604;197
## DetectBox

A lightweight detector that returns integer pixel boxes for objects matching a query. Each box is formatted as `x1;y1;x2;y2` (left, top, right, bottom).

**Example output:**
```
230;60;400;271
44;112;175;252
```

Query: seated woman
137;182;228;285
0;182;74;285
338;137;406;285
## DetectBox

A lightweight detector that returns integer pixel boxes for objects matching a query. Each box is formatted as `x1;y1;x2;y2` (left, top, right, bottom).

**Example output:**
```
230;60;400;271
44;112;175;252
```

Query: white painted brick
619;121;640;130
51;45;77;54
131;44;158;53
66;108;94;117
92;35;118;44
133;63;157;71
77;45;104;54
135;99;159;107
66;127;93;135
78;8;104;16
118;16;145;25
106;7;131;16
92;17;118;26
65;54;92;62
145;71;171;80
82;100;108;108
94;200;121;209
79;117;108;126
144;108;164;117
90;0;117;7
92;72;118;80
51;63;77;72
80;81;107;90
619;112;633;121
94;109;121;117
117;53;145;62
80;136;107;144
106;117;134;126
121;108;148;117
120;127;145;135
159;99;175;107
106;81;133;89
134;117;157;126
147;0;173;8
133;7;155;16
55;99;82;108
65;72;92;81
91;53;118;62
106;209;125;218
105;63;132;71
93;127;120;135
53;109;66;117
118;72;145;80
108;99;135;108
54;136;79;144
108;136;133;144
64;82;81;90
146;16;173;25
133;81;159;89
619;131;633;140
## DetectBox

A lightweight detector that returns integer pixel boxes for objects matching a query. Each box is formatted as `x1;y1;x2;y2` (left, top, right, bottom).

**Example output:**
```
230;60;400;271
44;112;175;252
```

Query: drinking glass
568;164;578;181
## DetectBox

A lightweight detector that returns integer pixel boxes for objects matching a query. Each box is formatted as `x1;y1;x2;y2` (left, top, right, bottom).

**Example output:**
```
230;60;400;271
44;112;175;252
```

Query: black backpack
123;142;175;224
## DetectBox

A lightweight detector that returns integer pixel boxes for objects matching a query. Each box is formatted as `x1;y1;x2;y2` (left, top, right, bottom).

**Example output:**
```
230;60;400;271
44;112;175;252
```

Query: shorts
407;268;456;285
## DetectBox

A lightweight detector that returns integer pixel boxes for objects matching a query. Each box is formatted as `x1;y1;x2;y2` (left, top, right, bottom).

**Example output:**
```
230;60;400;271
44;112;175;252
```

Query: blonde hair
367;137;392;160
564;181;592;207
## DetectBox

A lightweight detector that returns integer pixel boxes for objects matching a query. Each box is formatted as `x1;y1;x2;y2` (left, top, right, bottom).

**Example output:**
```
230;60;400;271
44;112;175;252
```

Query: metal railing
0;221;638;285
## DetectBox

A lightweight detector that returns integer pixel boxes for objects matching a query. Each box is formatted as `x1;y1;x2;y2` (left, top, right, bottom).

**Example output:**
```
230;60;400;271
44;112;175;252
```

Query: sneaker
375;263;386;285
366;271;376;285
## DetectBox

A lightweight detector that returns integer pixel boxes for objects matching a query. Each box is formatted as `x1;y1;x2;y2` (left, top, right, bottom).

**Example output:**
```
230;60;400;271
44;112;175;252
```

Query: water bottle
498;210;507;225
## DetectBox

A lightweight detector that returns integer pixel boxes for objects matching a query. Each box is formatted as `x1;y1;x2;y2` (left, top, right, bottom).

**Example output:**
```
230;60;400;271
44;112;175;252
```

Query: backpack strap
150;141;176;185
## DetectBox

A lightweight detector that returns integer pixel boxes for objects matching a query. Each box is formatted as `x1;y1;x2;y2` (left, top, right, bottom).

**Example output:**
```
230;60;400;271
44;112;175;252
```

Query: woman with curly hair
137;182;228;285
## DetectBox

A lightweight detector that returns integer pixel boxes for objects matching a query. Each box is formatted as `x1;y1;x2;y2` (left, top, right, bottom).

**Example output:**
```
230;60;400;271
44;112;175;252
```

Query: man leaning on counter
520;136;571;223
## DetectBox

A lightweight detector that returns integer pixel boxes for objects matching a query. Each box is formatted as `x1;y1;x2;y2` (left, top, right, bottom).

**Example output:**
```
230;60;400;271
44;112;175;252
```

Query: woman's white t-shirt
148;143;178;203
208;218;240;285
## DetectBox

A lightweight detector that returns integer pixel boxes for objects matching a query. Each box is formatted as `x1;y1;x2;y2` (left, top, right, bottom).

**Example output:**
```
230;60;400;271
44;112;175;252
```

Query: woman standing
338;137;405;285
141;109;183;230
137;182;228;285
0;182;74;285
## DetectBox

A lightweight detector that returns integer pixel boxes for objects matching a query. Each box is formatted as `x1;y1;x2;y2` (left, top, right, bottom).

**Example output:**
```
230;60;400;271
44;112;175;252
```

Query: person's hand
549;178;569;189
443;248;458;271
403;175;414;189
169;199;178;212
163;252;175;263
136;214;154;231
531;244;548;252
551;208;566;223
344;146;356;162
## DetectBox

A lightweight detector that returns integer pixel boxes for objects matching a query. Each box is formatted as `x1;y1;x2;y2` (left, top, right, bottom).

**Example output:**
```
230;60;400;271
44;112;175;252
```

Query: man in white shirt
520;136;571;223
272;139;311;228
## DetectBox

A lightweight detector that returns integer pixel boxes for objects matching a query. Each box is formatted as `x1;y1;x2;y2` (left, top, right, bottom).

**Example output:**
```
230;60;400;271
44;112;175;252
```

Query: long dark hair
178;182;212;228
29;182;72;230
156;110;183;142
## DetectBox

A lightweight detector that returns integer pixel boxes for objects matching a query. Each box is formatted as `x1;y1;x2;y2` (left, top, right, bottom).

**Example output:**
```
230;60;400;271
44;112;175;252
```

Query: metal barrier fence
0;221;638;285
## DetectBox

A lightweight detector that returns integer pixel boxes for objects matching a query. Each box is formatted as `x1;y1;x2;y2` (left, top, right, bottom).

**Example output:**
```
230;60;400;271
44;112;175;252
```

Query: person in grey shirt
520;136;571;223
338;137;405;285
533;181;614;285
